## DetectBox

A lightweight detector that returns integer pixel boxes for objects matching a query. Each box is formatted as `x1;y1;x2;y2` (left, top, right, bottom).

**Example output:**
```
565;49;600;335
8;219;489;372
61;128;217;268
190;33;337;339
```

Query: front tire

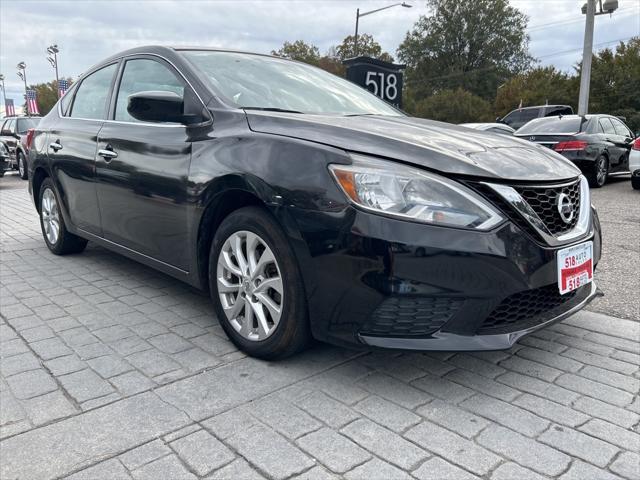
632;176;640;190
17;152;28;180
39;178;88;255
209;206;310;359
587;154;608;188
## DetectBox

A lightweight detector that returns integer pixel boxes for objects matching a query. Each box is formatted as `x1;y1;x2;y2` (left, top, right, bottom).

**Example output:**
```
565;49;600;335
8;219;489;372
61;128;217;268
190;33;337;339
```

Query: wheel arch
32;167;49;212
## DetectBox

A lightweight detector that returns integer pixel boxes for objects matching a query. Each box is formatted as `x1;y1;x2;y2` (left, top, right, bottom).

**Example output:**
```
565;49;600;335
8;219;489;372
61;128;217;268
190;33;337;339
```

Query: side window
59;84;76;116
611;119;631;137
521;109;540;122
6;119;16;134
115;59;185;123
503;111;522;125
600;118;616;135
70;63;118;120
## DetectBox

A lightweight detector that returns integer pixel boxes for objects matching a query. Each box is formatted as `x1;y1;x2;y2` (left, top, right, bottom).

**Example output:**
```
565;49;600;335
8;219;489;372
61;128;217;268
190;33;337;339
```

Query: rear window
517;117;583;134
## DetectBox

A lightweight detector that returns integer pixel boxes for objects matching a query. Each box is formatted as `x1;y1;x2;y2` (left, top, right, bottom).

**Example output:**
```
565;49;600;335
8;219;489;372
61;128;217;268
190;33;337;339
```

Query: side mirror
127;91;185;124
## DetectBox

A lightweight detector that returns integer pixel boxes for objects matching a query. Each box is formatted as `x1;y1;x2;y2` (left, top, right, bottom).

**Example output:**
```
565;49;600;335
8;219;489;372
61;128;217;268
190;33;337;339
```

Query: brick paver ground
1;184;639;480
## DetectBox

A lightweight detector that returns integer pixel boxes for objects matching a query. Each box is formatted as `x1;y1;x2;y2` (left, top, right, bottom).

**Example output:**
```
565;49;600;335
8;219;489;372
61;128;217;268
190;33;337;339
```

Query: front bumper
289;204;602;351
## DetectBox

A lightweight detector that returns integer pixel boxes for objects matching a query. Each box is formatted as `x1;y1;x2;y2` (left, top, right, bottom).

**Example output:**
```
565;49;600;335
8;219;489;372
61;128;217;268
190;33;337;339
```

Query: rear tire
17;152;28;180
38;178;88;255
209;206;310;359
587;155;608;188
632;176;640;190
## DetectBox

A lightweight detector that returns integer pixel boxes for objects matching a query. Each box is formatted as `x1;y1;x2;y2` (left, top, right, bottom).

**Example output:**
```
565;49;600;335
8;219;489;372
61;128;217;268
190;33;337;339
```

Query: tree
272;40;321;65
25;78;73;116
335;33;394;62
397;0;533;102
495;67;576;118
411;88;494;123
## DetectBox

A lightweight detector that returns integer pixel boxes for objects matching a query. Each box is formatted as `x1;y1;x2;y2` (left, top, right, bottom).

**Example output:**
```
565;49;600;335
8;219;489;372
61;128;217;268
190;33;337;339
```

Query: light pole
0;74;6;109
16;62;28;115
47;44;61;98
354;2;412;57
578;0;618;116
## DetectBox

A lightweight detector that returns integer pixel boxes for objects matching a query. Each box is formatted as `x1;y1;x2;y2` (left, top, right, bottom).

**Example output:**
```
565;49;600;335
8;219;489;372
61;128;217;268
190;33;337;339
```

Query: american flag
26;90;40;115
58;79;69;97
5;99;15;117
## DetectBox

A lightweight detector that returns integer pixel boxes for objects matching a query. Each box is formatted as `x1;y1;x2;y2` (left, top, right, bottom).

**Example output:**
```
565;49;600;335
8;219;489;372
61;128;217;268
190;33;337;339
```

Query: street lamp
17;62;28;116
354;2;412;56
0;74;6;107
47;44;61;97
578;0;618;115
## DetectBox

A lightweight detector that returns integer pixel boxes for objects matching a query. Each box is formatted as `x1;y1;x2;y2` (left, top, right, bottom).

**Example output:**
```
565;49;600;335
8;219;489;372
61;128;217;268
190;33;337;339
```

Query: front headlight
329;155;504;230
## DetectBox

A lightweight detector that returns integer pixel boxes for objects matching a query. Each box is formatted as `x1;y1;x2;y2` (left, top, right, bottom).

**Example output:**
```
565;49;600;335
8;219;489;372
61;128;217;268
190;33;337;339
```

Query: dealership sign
343;56;406;109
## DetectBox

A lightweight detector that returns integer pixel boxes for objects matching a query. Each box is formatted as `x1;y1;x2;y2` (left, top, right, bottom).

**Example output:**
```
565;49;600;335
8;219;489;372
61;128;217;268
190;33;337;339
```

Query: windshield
17;117;39;134
517;116;583;134
181;50;402;116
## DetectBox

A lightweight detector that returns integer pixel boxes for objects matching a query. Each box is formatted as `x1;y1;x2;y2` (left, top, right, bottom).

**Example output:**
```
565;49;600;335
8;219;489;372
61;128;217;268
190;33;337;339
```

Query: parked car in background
498;105;574;130
515;114;634;187
0;142;10;177
0;115;41;180
460;122;515;135
28;46;601;359
630;137;640;190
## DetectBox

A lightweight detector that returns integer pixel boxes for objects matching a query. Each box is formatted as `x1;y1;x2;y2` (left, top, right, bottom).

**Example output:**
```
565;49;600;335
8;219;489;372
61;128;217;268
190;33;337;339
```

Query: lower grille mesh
361;297;463;337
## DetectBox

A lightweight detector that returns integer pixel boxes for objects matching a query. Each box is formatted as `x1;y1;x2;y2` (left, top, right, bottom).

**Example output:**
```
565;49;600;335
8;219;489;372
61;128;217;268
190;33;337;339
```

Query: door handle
49;141;63;152
98;147;118;162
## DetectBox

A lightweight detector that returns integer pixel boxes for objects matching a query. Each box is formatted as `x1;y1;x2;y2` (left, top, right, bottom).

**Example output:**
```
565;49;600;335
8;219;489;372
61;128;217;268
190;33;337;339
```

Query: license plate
557;241;593;295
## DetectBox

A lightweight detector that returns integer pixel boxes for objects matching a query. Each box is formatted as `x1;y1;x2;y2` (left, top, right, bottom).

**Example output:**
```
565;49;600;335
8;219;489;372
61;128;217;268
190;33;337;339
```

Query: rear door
610;118;633;171
599;118;626;169
48;62;118;235
95;56;194;270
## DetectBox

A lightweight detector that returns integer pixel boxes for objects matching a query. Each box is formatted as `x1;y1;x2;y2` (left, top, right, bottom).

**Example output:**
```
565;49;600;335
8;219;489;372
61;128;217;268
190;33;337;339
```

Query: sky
1;0;639;112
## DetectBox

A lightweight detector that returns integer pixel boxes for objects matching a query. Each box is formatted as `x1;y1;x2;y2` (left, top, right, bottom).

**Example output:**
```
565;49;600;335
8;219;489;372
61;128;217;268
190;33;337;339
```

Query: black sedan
515;114;634;187
28;46;601;359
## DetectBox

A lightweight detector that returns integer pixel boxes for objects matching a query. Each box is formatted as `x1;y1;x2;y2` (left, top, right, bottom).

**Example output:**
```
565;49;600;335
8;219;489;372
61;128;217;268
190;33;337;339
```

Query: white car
631;137;640;190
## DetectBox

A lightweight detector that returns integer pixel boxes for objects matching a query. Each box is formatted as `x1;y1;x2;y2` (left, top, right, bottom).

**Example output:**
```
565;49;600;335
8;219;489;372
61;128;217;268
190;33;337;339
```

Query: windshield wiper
243;107;304;114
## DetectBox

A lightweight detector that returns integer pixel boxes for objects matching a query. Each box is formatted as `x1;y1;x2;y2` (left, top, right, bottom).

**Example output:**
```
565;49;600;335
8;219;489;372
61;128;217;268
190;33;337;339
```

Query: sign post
343;56;406;109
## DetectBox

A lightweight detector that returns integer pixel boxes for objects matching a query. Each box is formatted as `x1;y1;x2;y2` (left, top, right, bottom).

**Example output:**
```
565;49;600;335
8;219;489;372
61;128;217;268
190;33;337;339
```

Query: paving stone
249;395;321;439
573;396;640;429
563;348;638;375
163;424;202;443
81;392;122;410
353;395;420;433
206;458;265;480
58;368;115;403
556;373;634;407
132;454;196;480
610;451;640;480
513;393;591;427
459;394;549;437
0;351;41;377
6;369;57;399
66;459;132;480
579;418;640;451
29;337;73;360
564;311;639;340
517;346;583;372
110;336;153;356
412;457;479;480
72;342;114;360
583;331;639;353
21;325;56;342
24;390;77;425
411;373;475;403
416;398;489;438
448;353;506;378
171;429;235;476
0;389;26;426
518;334;568;353
559;460;623;480
173;347;220;372
0;419;32;440
443;369;520;402
45;355;87;377
499;355;563;382
170;323;207;339
148;333;193;354
0;338;30;357
228;423;314;479
202;407;257;440
490;463;547;480
119;439;172;470
345;458;412;480
93;325;135;343
405;421;501;476
578;365;640;393
538;424;620;467
476;425;570;476
296;390;359;429
58;327;97;347
297;427;370;474
497;371;579;405
127;349;181;377
341;418;427;470
357;372;430;409
129;321;170;339
0;392;190;479
87;354;133;378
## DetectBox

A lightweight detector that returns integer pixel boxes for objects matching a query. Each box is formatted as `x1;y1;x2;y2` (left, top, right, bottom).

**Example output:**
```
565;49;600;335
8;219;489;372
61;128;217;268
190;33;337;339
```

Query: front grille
360;297;464;337
514;181;581;235
477;284;588;335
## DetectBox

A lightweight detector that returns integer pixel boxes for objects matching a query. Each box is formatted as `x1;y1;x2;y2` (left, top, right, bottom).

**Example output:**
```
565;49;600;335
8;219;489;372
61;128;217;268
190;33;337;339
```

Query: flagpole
0;74;6;112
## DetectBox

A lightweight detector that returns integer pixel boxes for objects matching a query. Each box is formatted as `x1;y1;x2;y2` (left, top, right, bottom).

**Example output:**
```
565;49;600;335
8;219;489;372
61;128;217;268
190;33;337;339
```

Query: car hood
246;112;581;181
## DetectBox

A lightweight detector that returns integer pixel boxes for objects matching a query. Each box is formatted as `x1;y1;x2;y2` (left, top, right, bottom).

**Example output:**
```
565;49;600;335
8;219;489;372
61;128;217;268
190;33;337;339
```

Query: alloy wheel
18;155;25;178
41;188;60;245
596;156;607;186
216;230;283;341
